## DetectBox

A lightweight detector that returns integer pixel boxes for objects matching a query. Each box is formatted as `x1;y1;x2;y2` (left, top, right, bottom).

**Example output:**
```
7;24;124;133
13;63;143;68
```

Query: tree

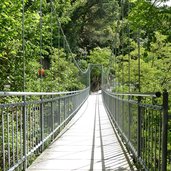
88;47;111;91
64;0;120;53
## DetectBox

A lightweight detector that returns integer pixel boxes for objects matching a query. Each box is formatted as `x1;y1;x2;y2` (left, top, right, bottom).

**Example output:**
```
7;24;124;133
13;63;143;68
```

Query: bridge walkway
27;92;133;171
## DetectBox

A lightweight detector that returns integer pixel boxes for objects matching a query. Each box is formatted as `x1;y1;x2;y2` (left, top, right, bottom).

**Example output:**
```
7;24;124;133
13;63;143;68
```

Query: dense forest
0;0;171;94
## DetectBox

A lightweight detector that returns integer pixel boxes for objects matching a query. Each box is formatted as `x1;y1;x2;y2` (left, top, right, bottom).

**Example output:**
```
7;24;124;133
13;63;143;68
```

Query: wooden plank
27;92;132;171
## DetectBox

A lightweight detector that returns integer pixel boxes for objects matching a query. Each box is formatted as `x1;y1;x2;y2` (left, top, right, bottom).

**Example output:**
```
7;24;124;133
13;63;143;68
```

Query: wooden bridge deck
27;92;133;171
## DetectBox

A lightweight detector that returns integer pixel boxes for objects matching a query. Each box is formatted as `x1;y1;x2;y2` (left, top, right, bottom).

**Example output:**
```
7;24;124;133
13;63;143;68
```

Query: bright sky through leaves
162;0;171;6
156;0;171;6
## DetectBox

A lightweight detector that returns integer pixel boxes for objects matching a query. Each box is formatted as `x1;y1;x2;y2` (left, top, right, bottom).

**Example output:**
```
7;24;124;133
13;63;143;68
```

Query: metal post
162;90;168;171
89;64;91;91
89;65;91;92
128;101;131;142
137;96;141;158
114;96;116;120
51;95;54;140
22;95;27;170
2;111;5;171
40;95;44;151
137;29;141;93
101;65;103;90
64;98;66;125
58;99;61;125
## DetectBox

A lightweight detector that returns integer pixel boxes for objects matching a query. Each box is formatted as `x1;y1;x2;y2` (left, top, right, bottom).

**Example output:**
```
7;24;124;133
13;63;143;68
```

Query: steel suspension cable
58;20;89;74
22;0;25;92
115;19;120;92
52;1;90;72
50;0;53;92
121;0;124;92
114;41;116;90
57;18;60;89
128;0;131;93
39;0;43;91
49;2;91;90
137;29;141;92
127;0;131;142
115;1;122;92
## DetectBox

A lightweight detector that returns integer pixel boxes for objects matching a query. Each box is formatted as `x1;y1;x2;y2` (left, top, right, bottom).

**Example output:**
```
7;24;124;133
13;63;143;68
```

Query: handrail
102;89;161;98
0;88;88;96
1;87;90;171
102;89;169;171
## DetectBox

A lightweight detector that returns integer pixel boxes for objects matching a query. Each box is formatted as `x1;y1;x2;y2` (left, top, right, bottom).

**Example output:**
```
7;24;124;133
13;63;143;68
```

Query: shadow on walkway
27;93;135;171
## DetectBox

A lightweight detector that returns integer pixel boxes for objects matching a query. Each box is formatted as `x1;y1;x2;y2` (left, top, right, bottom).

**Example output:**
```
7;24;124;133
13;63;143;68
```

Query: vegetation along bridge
0;0;171;170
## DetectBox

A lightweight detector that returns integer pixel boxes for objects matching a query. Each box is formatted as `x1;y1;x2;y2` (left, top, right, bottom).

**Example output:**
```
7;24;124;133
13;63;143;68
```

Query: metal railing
102;89;169;171
0;87;89;171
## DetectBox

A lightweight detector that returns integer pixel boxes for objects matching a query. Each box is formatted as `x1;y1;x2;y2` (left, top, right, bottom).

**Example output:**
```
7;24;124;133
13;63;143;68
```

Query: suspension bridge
0;66;169;171
0;0;170;171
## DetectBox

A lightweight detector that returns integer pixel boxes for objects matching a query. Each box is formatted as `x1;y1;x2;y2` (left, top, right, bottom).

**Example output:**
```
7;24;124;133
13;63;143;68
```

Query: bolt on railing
0;87;89;171
102;89;169;171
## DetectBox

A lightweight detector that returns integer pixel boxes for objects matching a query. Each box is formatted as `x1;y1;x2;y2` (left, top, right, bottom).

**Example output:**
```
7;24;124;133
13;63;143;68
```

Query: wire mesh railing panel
140;107;163;170
53;98;61;138
1;99;25;171
102;89;169;171
129;102;138;153
0;88;89;171
122;100;130;142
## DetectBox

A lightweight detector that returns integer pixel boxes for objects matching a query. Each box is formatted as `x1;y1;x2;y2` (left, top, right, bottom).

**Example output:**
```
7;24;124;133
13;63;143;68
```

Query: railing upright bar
22;95;27;170
7;109;10;168
12;108;15;166
137;96;141;158
58;98;61;126
64;98;66;123
128;97;131;142
40;95;44;152
102;88;168;170
20;105;23;169
2;111;5;171
122;96;124;135
16;109;19;169
0;88;89;171
51;95;54;140
162;90;168;171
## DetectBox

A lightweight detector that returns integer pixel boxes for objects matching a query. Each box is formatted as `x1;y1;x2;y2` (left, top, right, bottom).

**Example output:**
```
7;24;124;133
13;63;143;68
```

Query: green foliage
0;0;86;92
0;0;22;90
48;48;85;91
88;47;111;91
89;47;111;66
113;31;171;93
0;0;171;170
64;0;120;52
25;48;85;92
